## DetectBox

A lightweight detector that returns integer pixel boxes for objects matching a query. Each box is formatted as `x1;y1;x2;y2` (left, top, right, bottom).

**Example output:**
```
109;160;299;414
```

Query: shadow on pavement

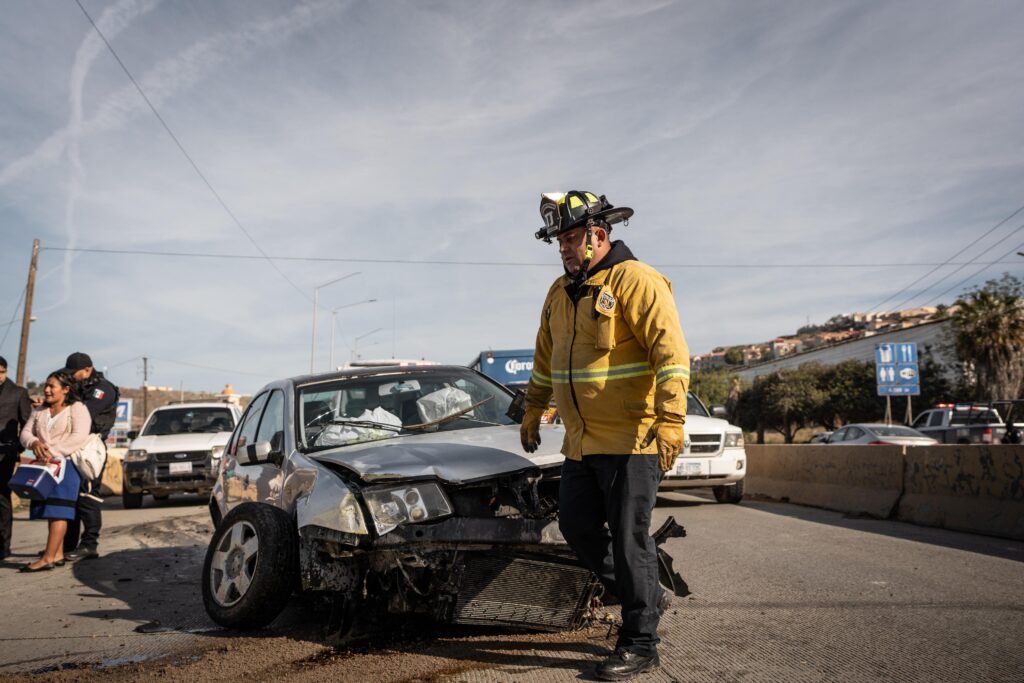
744;498;1024;563
67;544;615;678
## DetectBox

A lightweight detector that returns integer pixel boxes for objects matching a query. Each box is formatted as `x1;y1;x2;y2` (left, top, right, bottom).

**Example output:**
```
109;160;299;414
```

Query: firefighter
521;191;690;681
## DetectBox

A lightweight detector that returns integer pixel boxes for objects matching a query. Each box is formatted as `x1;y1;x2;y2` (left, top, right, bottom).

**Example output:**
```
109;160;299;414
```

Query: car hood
129;432;231;453
684;415;737;432
311;424;565;484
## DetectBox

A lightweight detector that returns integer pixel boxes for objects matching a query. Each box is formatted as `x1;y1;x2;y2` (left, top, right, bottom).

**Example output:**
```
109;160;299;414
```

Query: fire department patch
597;291;616;312
93;389;105;400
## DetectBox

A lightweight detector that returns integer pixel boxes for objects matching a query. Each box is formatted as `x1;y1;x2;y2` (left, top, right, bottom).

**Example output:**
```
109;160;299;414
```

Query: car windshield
298;369;515;452
686;393;709;417
870;426;926;437
142;407;235;436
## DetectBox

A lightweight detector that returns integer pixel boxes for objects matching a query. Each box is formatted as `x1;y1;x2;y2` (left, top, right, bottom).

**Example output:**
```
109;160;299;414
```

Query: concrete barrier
899;446;1024;541
745;444;1024;541
746;445;904;518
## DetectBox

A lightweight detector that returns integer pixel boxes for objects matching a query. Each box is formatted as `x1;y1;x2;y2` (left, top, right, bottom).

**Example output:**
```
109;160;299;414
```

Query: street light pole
310;272;360;373
330;298;377;370
352;327;384;362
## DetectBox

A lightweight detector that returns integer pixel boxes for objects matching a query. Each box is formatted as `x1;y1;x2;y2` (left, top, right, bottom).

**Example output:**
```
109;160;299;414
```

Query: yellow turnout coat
525;242;690;460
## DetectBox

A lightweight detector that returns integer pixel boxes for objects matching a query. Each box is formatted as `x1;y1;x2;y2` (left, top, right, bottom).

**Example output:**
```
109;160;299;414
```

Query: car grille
688;433;721;454
453;553;597;631
154;450;209;463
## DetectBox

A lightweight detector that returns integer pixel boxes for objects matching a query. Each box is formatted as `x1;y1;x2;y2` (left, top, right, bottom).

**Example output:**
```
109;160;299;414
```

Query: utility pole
16;239;40;386
142;356;149;419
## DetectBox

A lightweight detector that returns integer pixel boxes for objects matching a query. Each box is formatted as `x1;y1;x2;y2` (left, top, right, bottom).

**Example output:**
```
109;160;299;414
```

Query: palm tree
951;274;1024;402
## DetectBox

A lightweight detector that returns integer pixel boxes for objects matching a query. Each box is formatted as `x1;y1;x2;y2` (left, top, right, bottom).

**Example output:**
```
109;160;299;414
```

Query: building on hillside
734;318;954;383
691;351;728;373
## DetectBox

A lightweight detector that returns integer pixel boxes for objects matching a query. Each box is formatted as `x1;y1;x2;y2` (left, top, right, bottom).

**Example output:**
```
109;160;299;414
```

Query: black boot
595;649;660;681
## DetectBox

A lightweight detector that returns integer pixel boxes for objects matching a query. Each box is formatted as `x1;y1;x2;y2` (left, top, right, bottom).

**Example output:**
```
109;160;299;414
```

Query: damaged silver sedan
202;365;686;634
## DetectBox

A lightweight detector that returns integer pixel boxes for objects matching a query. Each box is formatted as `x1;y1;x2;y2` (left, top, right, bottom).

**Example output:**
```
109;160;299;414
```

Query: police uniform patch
597;291;616;313
93;389;105;400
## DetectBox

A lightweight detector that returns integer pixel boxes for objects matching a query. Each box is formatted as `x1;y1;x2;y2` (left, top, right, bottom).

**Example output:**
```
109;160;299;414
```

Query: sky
1;0;1023;395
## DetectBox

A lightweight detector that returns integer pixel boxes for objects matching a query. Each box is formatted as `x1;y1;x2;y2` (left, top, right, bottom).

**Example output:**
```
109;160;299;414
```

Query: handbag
9;460;67;500
71;432;107;482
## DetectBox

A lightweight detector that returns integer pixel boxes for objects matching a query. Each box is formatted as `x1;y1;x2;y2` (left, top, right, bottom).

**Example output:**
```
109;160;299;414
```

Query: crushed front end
299;464;602;632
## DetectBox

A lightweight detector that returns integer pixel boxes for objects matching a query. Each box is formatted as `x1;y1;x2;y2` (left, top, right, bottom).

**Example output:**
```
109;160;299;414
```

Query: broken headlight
363;483;453;536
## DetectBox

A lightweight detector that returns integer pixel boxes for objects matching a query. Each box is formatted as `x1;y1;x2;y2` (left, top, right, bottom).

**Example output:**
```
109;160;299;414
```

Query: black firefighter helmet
535;191;633;243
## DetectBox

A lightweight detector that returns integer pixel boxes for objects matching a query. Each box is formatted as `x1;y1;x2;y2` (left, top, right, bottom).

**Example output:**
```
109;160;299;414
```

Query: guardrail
746;444;1024;541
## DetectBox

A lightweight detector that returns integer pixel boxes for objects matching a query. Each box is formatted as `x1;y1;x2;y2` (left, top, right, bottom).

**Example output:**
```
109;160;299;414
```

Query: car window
913;412;930;428
231;392;269;456
297;369;515;451
831;428;847;442
873;426;926;437
928;412;945;427
686;393;709;417
141;407;235;436
255;390;285;453
847;427;865;440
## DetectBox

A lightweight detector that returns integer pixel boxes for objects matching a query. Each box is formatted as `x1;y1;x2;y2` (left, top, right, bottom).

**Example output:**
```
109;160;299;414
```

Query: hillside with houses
692;306;950;372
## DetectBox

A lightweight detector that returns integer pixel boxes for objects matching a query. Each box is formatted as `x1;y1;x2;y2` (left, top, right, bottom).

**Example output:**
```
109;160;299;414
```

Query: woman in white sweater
19;370;91;572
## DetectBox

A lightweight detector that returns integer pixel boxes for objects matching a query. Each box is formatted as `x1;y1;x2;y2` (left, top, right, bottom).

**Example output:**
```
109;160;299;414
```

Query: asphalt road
1;490;1022;682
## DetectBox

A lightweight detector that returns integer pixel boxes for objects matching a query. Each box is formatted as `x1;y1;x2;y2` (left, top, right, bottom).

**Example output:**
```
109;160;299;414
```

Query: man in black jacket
62;352;119;561
0;356;32;560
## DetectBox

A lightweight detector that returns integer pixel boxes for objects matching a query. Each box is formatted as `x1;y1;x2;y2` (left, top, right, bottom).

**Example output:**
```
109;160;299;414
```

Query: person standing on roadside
61;352;118;561
19;370;91;571
0;356;32;561
520;191;690;681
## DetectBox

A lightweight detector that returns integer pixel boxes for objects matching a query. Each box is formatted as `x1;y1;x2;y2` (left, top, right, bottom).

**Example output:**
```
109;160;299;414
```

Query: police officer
0;356;32;560
62;352;118;561
521;191;690;681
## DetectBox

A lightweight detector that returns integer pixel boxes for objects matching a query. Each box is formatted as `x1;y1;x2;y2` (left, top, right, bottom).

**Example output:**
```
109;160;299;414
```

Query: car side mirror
127;430;138;440
711;405;727;418
237;440;282;466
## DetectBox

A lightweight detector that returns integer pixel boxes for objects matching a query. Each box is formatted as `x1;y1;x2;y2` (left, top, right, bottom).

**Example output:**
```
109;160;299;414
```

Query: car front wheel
201;503;297;629
713;480;744;504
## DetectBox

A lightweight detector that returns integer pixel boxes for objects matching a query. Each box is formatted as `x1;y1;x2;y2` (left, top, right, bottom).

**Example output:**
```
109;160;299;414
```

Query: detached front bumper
123;453;219;495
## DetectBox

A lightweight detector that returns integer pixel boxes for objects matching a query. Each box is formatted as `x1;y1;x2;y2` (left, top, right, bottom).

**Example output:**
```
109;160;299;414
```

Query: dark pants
0;448;18;557
559;453;662;656
64;474;103;553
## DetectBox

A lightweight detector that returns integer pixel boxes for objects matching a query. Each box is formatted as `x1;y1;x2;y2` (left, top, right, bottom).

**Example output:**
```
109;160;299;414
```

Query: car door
222;391;286;511
829;427;848;444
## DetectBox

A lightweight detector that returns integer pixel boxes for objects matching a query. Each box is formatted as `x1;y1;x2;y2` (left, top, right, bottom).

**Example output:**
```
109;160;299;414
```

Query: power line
38;246;1024;270
866;201;1024;313
0;285;27;351
886;220;1024;311
151;357;274;379
919;239;1024;307
72;0;310;303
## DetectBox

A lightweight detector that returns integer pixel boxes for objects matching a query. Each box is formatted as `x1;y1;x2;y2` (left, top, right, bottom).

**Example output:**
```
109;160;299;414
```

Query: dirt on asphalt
11;622;618;683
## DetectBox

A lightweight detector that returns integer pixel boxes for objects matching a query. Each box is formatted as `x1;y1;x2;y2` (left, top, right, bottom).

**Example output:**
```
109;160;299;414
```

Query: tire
123;490;144;509
202;503;298;630
713;480;744;504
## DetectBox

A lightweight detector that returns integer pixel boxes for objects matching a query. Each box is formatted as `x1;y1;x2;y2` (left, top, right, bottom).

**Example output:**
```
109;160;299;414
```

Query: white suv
122;400;242;508
659;393;746;503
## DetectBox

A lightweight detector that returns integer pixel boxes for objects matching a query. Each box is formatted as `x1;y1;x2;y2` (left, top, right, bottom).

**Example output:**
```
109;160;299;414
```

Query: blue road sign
875;343;920;396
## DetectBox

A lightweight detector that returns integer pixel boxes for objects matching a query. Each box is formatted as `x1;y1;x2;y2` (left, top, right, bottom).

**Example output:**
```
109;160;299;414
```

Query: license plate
169;462;193;475
678;461;703;475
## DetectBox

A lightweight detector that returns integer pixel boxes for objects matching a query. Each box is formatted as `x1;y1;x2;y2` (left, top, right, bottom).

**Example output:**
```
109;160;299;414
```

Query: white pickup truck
659;393;747;503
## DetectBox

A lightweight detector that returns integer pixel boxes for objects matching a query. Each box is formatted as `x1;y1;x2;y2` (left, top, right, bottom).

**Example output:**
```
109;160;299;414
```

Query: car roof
287;364;481;388
153;402;238;410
